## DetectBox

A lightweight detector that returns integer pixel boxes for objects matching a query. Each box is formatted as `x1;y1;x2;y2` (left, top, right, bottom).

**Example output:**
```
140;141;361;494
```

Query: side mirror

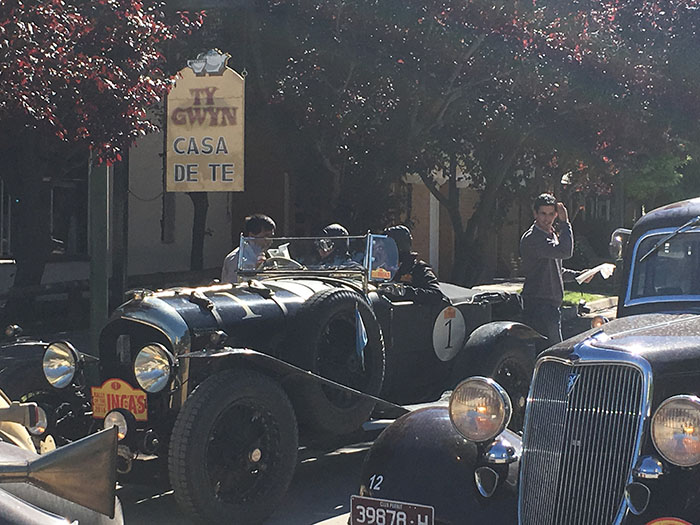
609;228;631;260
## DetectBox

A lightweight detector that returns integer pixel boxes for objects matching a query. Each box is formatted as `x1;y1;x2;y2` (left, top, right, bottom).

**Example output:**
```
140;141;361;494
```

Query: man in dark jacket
382;225;446;304
520;193;590;343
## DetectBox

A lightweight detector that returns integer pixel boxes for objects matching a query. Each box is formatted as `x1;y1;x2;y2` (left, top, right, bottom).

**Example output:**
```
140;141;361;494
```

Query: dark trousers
522;297;562;344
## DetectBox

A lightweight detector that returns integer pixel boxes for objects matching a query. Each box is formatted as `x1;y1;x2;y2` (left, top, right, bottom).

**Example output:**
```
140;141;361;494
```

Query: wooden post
111;154;128;311
88;162;111;358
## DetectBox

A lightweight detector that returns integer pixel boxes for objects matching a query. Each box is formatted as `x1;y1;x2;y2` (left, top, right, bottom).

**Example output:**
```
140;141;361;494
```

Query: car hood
544;313;700;392
105;278;347;354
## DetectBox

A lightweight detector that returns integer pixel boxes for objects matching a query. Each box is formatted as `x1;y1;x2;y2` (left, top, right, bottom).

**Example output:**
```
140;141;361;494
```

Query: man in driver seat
221;214;276;284
314;223;361;269
382;225;446;304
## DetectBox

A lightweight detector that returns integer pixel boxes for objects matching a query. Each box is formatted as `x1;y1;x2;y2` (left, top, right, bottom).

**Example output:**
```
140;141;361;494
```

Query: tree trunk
451;138;526;286
111;155;129;310
188;192;209;271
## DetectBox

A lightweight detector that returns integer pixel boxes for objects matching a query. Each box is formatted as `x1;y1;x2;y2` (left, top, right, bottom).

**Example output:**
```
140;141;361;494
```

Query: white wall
127;131;233;275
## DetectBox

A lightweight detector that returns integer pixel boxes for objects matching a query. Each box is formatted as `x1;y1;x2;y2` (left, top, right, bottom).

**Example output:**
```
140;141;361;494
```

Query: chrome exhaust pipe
0;427;118;517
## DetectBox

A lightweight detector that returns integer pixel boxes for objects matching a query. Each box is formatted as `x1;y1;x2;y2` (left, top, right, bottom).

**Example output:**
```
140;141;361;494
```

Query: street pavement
117;440;368;524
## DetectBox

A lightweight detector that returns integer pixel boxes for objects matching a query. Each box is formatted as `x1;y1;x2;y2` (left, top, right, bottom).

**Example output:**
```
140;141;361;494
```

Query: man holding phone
520;193;589;343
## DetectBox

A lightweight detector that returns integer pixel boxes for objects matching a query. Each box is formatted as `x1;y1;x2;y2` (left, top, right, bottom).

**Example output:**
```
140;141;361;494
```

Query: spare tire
470;344;534;432
288;288;385;435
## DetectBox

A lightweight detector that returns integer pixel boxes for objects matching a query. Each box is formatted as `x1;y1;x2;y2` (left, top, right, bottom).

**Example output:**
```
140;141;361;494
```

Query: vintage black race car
355;198;700;525
21;233;539;523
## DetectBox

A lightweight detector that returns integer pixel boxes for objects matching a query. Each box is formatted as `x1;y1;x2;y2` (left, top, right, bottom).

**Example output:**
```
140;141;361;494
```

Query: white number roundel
432;306;466;362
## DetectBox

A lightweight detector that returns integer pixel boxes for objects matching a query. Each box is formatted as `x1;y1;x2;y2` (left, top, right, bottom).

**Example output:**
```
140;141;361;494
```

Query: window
629;231;700;300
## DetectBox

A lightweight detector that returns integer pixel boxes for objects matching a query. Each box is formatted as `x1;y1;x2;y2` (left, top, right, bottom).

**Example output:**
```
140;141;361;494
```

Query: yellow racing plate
371;268;392;280
91;378;148;421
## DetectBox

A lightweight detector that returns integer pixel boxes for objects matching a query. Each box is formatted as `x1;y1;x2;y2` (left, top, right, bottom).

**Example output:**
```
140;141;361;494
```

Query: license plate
350;495;434;525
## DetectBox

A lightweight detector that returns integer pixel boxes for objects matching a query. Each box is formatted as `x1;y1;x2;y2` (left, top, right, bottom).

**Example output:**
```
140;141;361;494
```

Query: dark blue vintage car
355;198;700;525
6;233;538;523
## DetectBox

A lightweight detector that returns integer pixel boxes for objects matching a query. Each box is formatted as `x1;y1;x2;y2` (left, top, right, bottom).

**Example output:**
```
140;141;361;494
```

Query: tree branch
446;33;486;92
417;169;450;209
315;138;344;204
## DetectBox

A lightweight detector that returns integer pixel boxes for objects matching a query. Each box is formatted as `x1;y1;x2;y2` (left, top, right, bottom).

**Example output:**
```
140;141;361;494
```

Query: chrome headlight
133;343;174;393
43;341;78;389
449;376;512;443
651;395;700;467
104;410;129;441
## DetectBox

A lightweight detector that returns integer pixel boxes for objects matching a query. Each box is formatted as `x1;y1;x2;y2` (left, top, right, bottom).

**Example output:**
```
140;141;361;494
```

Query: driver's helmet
316;223;349;257
383;225;412;255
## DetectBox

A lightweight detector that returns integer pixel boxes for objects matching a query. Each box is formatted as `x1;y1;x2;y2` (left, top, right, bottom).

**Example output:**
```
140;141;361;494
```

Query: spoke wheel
169;370;298;524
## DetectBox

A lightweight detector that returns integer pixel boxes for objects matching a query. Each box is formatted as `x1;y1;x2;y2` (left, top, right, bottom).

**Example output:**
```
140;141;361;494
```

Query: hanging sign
166;49;244;192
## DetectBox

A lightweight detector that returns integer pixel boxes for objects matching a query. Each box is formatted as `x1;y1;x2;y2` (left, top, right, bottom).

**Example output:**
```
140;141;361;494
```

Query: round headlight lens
449;376;512;442
651;395;700;467
104;410;128;441
134;343;173;393
43;342;78;389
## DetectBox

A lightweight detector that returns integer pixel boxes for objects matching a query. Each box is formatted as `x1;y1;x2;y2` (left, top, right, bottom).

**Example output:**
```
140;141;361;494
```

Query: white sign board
166;50;244;192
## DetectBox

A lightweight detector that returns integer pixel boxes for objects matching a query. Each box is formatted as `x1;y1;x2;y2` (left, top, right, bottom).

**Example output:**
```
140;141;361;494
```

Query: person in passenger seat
382;225;446;304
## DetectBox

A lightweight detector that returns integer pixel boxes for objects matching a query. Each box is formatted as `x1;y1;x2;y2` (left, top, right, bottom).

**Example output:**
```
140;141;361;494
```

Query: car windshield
627;229;700;303
237;234;400;282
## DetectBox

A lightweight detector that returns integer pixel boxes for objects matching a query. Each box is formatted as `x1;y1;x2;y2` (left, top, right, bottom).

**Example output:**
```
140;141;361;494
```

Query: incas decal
91;378;148;421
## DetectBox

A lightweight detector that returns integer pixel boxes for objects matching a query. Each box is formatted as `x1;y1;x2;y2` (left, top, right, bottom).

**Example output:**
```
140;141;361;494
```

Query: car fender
358;406;518;524
180;347;407;418
459;320;544;361
0;487;81;525
464;320;545;350
0;486;124;525
0;341;50;401
446;321;544;389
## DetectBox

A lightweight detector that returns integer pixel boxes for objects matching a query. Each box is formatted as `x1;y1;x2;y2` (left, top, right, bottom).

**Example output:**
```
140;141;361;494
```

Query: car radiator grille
519;360;644;525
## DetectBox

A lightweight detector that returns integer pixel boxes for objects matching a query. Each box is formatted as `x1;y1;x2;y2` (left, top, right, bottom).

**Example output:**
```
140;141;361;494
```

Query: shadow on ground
117;442;370;524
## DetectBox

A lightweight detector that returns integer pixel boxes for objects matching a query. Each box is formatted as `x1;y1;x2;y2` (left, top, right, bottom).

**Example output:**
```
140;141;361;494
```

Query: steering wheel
259;256;304;270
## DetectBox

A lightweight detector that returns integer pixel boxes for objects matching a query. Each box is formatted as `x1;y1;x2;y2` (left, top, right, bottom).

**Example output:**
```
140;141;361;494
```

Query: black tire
471;346;534;432
168;370;299;524
289;289;385;436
